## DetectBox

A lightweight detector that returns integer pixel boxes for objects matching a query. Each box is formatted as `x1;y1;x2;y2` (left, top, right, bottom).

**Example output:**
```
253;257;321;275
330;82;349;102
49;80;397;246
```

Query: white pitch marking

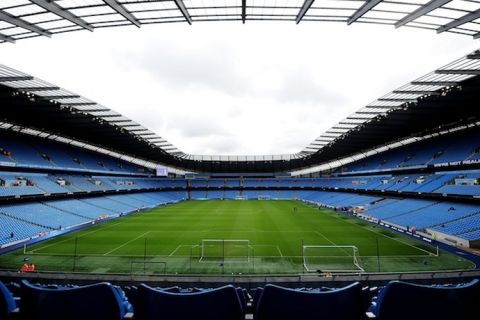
103;231;150;256
168;244;184;257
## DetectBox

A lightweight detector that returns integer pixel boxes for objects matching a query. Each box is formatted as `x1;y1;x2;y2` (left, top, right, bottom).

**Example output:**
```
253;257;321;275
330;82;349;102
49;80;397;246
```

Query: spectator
20;263;29;273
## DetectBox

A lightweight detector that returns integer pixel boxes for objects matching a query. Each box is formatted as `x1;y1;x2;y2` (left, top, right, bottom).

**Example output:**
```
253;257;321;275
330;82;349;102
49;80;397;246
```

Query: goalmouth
199;239;253;263
302;245;364;273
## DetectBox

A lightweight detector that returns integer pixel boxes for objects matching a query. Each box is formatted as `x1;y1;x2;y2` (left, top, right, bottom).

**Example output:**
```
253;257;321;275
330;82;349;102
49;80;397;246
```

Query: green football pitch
0;200;475;275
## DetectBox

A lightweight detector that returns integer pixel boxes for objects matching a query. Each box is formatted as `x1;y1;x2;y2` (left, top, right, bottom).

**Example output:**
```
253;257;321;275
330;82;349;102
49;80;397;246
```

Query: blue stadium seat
20;280;131;320
372;279;480;320
0;281;16;320
255;282;364;320
135;284;244;320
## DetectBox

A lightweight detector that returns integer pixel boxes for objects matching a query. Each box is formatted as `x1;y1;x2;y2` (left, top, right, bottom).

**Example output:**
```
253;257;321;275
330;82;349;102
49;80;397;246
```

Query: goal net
302;245;364;273
200;239;252;263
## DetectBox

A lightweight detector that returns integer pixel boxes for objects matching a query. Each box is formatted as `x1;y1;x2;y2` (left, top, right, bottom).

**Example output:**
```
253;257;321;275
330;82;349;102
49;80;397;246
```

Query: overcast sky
1;22;478;155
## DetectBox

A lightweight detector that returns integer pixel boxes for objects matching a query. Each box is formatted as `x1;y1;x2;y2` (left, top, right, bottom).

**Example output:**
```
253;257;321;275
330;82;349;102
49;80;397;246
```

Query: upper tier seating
339;129;480;173
0;131;146;174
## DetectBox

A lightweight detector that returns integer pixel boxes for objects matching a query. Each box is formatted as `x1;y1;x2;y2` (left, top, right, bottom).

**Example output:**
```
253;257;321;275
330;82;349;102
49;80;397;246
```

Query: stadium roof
0;50;479;173
1;0;480;44
301;49;480;155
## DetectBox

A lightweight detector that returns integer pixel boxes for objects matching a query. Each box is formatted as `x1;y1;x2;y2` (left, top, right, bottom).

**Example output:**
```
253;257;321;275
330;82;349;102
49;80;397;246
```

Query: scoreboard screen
156;166;168;177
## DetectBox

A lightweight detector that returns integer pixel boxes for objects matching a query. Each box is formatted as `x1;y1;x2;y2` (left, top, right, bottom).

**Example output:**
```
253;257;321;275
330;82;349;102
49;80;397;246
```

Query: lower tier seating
0;191;186;247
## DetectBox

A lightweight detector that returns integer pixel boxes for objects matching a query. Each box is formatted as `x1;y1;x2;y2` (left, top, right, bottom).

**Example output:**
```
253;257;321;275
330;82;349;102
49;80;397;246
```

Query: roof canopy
1;0;480;44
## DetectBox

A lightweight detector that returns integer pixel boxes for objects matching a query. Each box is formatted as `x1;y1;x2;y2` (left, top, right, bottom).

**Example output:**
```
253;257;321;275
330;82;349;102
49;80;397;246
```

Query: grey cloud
275;69;346;106
204;136;241;154
125;44;251;97
167;115;230;139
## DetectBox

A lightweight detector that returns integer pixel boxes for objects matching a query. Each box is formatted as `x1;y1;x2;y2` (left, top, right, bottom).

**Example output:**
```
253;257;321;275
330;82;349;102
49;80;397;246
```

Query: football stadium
1;1;480;319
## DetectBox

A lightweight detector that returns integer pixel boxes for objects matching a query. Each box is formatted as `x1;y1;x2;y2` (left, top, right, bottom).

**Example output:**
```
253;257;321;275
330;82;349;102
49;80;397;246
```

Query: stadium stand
0;131;147;175
339;129;480;174
1;13;480;319
0;191;185;247
0;55;479;318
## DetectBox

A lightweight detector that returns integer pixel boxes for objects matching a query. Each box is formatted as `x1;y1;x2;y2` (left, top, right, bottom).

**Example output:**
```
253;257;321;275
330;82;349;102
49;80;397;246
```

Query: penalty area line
276;246;284;258
168;244;185;257
103;231;150;256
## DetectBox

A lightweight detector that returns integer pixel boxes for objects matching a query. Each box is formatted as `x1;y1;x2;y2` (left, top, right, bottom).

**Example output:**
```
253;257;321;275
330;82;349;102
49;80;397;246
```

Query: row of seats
1;279;479;320
0;171;186;198
183;172;480;198
2;126;480;177
0;131;146;174
286;172;480;197
4;170;479;200
337;129;480;173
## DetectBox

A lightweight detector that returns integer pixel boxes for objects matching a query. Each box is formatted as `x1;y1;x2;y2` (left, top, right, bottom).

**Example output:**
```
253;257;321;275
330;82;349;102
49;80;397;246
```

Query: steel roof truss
296;0;315;24
347;0;383;25
0;10;51;37
437;9;480;33
103;0;141;28
30;0;93;31
395;0;451;28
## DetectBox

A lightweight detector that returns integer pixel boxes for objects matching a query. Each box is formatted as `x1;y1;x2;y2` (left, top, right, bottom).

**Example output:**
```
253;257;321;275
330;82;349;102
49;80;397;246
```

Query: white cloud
0;22;477;156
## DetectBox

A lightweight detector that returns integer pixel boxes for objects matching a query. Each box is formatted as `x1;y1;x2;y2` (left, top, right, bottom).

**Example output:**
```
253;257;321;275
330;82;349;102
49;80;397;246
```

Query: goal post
199;239;252;263
302;245;364;273
257;195;271;200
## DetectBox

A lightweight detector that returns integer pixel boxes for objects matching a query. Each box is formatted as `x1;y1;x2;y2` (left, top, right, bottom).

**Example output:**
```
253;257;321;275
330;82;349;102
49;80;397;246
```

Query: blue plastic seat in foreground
135;284;244;320
20;280;130;320
373;279;480;320
0;281;16;320
255;282;364;320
